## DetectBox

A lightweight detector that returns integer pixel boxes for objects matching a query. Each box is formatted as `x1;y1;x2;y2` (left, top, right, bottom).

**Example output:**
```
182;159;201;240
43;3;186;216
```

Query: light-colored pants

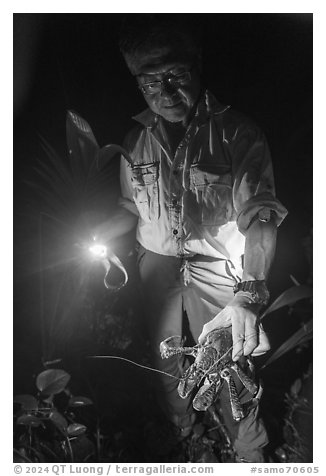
137;246;268;461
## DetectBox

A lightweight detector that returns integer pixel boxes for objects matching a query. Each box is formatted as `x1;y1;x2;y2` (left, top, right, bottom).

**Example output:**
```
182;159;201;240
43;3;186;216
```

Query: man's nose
160;79;179;97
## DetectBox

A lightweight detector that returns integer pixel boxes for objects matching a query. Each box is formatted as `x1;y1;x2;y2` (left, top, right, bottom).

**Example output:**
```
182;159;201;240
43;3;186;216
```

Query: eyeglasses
138;70;192;95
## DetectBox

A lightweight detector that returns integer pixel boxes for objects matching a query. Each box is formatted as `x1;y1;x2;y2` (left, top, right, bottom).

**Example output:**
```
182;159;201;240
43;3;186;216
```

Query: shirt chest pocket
190;164;233;226
131;162;160;222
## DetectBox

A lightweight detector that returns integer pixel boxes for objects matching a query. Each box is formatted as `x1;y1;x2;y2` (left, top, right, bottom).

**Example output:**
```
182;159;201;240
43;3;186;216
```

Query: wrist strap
233;280;270;305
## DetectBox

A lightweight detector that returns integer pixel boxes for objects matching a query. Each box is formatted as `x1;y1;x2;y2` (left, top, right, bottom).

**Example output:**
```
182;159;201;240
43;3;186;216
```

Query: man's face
136;56;201;125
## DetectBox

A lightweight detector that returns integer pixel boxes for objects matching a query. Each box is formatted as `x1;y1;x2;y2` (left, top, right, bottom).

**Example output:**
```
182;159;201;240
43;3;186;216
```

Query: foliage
14;368;95;463
261;284;312;320
274;364;313;463
13;277;313;463
260;284;313;369
24;110;122;363
28;112;117;222
261;319;312;369
258;278;313;463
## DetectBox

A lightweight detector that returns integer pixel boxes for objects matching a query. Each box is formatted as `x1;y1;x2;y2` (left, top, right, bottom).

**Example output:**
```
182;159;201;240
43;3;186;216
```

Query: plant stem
66;437;74;463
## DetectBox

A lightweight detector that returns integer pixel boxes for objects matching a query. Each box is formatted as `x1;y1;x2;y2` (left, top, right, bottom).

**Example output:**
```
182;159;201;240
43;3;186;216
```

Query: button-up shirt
119;90;287;276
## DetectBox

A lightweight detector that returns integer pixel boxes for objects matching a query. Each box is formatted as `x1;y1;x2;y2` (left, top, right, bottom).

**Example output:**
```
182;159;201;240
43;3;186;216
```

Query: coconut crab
160;328;260;421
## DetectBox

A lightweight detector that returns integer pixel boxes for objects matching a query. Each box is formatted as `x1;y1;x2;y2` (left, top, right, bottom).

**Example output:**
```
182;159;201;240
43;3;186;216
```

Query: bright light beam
89;243;108;260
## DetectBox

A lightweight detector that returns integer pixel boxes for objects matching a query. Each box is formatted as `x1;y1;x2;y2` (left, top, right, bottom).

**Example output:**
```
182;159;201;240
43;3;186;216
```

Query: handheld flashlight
89;243;107;260
84;237;128;291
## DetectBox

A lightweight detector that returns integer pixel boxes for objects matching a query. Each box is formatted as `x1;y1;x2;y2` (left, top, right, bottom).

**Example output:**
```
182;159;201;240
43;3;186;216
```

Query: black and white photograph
13;12;313;466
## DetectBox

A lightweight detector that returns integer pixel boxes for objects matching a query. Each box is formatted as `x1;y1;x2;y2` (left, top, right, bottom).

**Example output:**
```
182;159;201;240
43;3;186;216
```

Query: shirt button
173;229;178;235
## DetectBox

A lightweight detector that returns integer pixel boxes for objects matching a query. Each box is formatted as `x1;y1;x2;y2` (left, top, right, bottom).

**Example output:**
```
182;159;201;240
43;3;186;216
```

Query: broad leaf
261;320;313;369
48;410;68;432
68;396;93;407
17;415;43;428
14;395;38;411
66;110;99;178
36;369;71;395
25;113;118;361
67;423;87;436
97;144;133;168
261;285;312;319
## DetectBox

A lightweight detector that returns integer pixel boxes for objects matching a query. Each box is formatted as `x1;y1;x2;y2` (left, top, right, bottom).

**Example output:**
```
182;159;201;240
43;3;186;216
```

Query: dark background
13;14;313;457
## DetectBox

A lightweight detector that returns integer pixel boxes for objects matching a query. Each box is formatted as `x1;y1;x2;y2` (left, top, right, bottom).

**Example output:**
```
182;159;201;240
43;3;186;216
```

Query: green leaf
68;396;93;407
67;423;87;437
14;395;38;411
17;415;44;428
261;320;312;369
261;285;312;319
36;369;71;395
48;410;68;432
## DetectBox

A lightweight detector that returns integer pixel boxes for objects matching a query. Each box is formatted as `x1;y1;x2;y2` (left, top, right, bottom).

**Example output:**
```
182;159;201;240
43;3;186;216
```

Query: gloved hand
198;292;270;361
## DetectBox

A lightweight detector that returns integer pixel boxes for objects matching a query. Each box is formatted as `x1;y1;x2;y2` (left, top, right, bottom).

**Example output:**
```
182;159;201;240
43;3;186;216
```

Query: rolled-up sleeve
232;122;288;234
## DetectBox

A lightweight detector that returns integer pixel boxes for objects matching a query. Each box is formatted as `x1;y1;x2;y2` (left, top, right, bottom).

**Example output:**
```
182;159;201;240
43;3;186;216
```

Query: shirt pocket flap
131;162;159;186
191;163;232;187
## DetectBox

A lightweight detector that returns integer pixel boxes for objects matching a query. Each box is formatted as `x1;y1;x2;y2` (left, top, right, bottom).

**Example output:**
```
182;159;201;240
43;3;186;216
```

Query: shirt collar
132;90;230;129
197;90;231;124
132;108;159;128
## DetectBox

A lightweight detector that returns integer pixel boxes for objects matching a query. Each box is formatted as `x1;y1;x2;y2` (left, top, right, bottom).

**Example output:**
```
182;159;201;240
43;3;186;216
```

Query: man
96;14;287;462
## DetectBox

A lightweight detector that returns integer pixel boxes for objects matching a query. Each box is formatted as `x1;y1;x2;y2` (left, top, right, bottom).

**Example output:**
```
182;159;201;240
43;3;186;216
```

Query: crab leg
193;378;222;411
160;346;197;359
230;362;258;395
220;367;244;421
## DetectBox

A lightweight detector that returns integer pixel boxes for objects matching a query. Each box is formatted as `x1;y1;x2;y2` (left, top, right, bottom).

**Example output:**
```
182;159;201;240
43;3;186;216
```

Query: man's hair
119;14;202;75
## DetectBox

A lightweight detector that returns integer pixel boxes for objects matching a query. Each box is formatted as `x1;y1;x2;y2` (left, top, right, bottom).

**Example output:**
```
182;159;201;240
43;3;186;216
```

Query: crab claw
193;378;222;411
159;336;184;359
159;336;198;359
